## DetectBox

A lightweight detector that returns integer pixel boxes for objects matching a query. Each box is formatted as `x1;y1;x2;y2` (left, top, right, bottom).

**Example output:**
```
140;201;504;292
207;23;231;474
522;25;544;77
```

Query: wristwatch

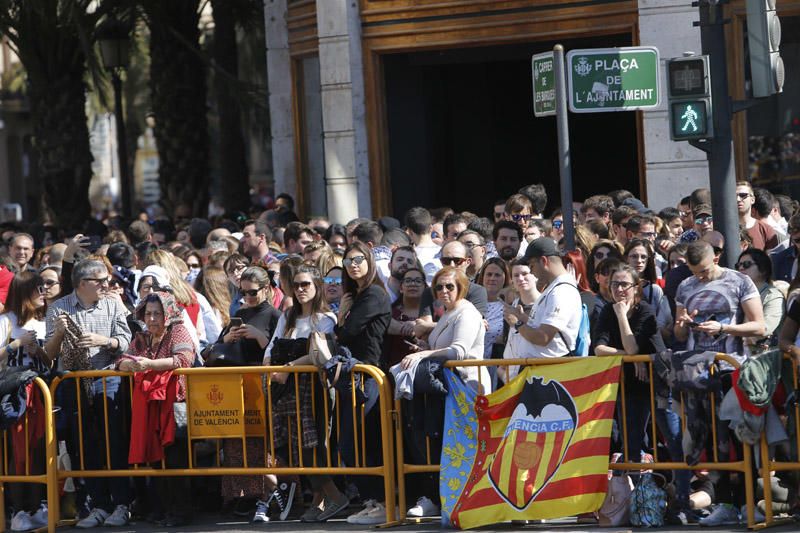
514;320;525;332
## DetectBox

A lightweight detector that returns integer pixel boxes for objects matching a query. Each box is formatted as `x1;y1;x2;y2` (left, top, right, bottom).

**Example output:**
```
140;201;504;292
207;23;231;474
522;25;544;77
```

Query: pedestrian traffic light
746;0;784;97
666;56;713;141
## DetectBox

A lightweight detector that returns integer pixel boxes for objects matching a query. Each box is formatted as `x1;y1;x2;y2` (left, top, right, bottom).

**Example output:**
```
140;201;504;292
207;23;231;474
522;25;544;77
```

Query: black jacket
334;284;391;367
234;301;281;363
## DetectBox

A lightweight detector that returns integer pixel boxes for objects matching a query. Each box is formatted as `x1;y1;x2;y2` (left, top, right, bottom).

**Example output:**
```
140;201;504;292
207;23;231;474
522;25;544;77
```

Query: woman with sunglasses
219;266;283;521
624;239;673;340
0;272;53;531
593;264;665;464
736;249;784;351
587;240;624;292
39;265;62;305
335;242;392;525
322;266;343;313
263;264;348;523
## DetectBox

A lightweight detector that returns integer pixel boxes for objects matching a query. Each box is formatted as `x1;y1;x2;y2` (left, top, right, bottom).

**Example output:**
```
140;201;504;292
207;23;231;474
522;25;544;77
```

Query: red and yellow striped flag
446;357;621;529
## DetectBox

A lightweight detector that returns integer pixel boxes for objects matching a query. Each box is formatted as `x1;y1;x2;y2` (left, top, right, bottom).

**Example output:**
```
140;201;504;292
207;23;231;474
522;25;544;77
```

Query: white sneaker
407;496;440;518
11;511;34;532
350;501;387;525
346;500;377;524
29;502;48;529
253;499;270;523
699;503;740;526
103;504;130;527
75;508;109;529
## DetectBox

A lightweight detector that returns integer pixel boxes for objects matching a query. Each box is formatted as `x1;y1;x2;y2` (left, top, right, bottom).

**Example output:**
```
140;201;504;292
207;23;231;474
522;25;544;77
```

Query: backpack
629;472;668;527
599;473;634;526
551;282;590;356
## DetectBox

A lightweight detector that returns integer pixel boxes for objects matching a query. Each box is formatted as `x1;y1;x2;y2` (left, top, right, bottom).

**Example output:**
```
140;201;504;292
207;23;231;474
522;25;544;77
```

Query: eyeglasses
594;250;610;260
462;241;483;250
736;192;751;200
493;211;504;221
552;220;563;230
343;255;366;268
292;280;312;291
736;260;755;270
83;277;109;286
441;257;466;266
109;279;123;288
610;281;635;291
511;214;532;223
434;283;457;293
695;215;713;224
431;231;441;240
638;232;657;240
323;277;341;286
713;246;724;256
37;285;46;295
402;277;425;286
241;288;264;297
42;280;59;288
186;263;201;269
679;211;688;217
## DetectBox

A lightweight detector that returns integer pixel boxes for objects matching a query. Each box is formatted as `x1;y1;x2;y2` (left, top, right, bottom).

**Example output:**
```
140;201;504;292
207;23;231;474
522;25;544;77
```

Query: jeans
337;377;384;502
58;376;131;512
655;399;691;509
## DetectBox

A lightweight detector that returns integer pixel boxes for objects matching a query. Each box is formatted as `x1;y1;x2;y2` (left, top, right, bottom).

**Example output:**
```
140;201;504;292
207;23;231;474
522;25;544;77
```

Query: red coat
128;370;178;464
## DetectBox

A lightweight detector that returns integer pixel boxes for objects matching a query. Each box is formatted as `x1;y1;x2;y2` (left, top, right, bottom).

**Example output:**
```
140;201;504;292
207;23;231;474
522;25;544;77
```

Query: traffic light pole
697;0;739;268
553;44;576;252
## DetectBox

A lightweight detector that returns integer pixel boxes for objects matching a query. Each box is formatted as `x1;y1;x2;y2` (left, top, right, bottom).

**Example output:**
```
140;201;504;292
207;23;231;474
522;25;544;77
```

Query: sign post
532;52;556;117
553;45;575;251
566;47;661;113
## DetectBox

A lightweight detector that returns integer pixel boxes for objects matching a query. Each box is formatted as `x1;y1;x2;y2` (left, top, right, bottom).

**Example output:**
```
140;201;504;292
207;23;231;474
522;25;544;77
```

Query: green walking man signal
667;55;713;141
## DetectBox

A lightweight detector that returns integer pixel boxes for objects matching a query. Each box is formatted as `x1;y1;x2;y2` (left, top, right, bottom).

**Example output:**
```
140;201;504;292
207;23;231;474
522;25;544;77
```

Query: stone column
639;0;710;210
264;0;297;201
316;0;368;224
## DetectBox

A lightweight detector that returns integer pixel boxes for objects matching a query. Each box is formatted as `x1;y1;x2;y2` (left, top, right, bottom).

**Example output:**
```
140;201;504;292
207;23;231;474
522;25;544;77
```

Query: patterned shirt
45;293;131;370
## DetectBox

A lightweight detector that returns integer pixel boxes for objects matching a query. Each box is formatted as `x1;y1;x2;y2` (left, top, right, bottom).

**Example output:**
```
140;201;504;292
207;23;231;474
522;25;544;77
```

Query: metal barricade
755;352;800;529
0;377;58;533
393;355;757;528
49;365;397;525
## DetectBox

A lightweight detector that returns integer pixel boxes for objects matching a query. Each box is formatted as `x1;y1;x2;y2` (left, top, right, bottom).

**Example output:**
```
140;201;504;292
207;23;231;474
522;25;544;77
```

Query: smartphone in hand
228;317;243;329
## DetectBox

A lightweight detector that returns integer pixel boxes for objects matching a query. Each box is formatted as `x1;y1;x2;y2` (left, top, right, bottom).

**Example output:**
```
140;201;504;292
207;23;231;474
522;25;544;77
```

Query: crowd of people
0;182;799;529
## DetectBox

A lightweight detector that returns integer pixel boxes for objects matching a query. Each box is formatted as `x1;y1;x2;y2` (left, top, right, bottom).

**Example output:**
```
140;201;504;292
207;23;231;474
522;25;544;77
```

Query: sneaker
699;503;740;527
347;500;377;524
252;499;270;523
407;496;439;518
349;501;387;525
11;511;34;532
317;494;350;521
103;505;130;527
271;481;297;521
75;508;110;529
29;503;48;529
742;504;766;524
300;505;324;523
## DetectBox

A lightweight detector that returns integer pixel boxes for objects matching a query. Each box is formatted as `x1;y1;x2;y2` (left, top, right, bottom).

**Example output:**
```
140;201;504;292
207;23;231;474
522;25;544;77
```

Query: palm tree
140;0;209;217
0;1;111;229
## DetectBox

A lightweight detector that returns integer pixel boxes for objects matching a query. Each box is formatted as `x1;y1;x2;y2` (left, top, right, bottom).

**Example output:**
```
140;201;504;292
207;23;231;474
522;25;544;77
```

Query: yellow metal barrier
754;352;800;530
393;355;757;528
49;365;397;525
0;377;58;533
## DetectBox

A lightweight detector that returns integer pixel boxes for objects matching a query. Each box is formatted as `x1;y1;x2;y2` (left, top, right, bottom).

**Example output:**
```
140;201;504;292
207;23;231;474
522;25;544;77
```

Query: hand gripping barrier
48;365;397;526
392;354;760;528
0;377;58;533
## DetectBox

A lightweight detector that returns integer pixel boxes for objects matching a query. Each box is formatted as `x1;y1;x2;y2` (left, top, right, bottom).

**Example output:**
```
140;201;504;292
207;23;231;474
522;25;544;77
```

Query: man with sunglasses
737;182;779;252
771;213;800;283
45;259;133;528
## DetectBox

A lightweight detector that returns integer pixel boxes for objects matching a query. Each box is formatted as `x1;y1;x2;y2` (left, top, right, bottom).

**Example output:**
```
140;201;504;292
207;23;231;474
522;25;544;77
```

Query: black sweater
233;301;281;363
334;284;391;367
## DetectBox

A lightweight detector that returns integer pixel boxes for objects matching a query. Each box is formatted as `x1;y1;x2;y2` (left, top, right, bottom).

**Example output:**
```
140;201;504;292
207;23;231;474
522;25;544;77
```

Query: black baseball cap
524;237;561;260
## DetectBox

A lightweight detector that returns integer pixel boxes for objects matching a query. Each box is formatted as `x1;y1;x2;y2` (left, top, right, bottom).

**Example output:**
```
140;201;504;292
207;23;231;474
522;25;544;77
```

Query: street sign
532;52;556;117
566;47;661;113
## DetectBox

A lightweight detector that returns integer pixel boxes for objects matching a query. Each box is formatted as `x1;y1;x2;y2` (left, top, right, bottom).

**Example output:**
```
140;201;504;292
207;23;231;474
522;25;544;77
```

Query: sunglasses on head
343;255;366;268
241;287;263;297
434;282;457;293
323;277;341;285
441;257;466;266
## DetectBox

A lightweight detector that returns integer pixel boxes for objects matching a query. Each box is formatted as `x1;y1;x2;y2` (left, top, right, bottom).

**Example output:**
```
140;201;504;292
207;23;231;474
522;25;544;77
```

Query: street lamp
97;18;132;218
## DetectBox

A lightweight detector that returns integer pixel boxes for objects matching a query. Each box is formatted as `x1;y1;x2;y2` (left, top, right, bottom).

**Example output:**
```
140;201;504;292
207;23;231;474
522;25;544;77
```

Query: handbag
173;402;187;440
202;340;246;367
598;473;634;526
270;337;309;366
309;332;336;368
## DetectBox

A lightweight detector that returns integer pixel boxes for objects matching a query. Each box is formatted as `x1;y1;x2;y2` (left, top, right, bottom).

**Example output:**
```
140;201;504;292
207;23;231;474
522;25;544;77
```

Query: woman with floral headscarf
119;291;195;527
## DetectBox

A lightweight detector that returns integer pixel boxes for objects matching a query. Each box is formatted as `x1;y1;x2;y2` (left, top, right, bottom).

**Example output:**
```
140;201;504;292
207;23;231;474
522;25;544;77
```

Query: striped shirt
45;292;132;369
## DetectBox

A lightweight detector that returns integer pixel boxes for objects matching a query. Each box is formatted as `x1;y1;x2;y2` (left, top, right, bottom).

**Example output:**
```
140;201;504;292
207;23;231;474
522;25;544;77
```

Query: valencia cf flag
440;357;622;529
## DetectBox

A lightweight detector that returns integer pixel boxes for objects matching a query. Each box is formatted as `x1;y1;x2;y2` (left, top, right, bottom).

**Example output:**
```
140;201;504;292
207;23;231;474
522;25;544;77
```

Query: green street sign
532;52;556;117
670;100;710;140
566;47;661;113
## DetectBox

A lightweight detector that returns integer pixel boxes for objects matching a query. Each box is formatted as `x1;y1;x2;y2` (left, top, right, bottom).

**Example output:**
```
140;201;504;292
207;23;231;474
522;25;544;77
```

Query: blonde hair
146;249;195;306
199;266;231;324
315;247;342;276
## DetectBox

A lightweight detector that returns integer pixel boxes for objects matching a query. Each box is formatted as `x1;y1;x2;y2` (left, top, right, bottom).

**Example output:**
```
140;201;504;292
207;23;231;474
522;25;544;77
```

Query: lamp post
98;19;132;218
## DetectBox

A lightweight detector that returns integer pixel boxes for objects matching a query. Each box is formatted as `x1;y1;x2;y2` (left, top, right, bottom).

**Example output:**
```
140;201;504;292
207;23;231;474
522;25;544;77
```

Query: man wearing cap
500;238;582;380
680;204;714;243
